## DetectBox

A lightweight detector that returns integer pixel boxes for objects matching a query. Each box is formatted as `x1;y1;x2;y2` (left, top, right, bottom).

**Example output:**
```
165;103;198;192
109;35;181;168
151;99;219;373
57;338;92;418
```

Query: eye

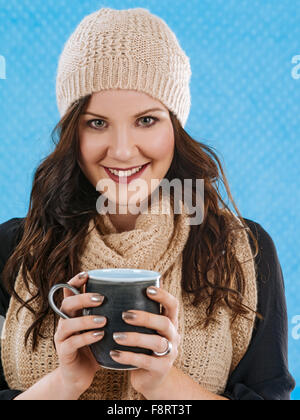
86;116;159;130
138;116;159;128
87;119;106;129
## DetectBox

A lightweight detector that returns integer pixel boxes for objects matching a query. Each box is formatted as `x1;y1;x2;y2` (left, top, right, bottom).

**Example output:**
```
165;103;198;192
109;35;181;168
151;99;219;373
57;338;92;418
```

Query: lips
105;164;147;171
103;162;150;184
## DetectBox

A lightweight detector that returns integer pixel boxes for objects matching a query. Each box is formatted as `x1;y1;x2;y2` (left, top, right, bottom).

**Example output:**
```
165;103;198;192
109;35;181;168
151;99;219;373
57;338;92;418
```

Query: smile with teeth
107;165;145;177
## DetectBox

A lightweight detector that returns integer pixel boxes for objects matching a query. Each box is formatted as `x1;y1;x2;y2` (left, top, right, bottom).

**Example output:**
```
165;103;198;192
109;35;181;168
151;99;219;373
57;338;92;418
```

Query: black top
0;217;296;400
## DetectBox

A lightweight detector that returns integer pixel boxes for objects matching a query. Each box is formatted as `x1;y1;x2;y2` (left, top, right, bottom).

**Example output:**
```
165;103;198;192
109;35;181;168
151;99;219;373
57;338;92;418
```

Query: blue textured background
0;0;299;399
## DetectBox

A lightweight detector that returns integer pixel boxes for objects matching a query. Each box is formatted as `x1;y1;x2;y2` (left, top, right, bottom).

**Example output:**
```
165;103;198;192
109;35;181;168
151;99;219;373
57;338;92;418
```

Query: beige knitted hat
55;7;192;128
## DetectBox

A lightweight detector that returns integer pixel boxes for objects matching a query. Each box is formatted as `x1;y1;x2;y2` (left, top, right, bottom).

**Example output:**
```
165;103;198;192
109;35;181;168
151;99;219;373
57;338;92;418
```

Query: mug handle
48;283;81;320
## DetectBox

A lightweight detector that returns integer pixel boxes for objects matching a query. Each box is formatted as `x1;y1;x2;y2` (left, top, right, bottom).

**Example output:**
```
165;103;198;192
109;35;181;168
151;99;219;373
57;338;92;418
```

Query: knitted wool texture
56;7;192;128
1;193;257;399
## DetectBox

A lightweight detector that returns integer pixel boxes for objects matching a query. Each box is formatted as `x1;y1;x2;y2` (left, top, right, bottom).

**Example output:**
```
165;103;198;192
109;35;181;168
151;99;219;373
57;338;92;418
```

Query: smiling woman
0;6;295;401
77;89;175;229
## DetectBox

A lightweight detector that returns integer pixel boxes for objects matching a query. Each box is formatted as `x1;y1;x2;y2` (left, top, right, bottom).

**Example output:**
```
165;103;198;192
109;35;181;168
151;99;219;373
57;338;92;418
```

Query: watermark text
292;315;300;340
95;177;204;226
0;55;6;79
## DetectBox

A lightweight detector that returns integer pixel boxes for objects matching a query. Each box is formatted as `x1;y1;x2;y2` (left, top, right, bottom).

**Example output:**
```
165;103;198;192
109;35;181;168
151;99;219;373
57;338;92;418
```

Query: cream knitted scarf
1;193;257;399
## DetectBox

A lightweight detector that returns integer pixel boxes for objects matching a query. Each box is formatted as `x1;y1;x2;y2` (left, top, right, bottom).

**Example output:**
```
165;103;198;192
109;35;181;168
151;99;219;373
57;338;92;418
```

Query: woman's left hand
110;286;181;398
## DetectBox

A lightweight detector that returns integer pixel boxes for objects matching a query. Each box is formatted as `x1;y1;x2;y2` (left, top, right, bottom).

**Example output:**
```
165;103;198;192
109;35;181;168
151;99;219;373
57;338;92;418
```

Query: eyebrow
82;107;167;119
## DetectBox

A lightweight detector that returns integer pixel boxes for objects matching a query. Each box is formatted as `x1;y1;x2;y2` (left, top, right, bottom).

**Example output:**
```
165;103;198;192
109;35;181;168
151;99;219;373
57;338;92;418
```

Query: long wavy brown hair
2;94;261;351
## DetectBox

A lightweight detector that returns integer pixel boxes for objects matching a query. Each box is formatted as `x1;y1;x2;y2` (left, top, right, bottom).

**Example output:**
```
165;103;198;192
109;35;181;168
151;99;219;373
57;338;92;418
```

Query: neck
104;197;151;232
108;213;139;232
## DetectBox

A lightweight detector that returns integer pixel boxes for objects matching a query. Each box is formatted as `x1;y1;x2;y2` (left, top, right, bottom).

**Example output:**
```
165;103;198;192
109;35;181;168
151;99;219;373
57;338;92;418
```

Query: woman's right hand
54;272;106;397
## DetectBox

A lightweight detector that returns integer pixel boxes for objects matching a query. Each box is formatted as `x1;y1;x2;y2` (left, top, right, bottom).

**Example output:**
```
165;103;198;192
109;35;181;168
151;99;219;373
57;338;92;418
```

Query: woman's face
78;89;175;211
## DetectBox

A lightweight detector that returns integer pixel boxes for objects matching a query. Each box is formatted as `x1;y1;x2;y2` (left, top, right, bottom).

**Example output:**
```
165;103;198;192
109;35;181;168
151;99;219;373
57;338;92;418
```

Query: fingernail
92;331;104;338
122;311;137;321
91;294;104;303
110;350;121;358
93;316;106;324
113;332;127;341
79;271;88;279
147;286;158;295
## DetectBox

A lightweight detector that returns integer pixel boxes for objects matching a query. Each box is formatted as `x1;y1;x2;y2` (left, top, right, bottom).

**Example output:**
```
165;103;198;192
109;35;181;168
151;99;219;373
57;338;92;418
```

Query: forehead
86;89;168;114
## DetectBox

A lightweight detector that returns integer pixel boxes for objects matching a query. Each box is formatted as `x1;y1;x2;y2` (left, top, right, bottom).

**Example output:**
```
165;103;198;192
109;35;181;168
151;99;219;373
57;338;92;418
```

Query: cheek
79;134;105;163
146;127;174;160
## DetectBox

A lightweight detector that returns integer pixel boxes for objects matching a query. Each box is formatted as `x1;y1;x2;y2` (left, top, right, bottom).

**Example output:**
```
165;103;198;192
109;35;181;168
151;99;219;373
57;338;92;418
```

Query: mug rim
87;268;161;283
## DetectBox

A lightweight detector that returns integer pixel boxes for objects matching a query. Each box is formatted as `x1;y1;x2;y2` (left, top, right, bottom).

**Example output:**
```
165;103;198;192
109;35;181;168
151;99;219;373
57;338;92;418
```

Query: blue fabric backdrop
0;0;299;399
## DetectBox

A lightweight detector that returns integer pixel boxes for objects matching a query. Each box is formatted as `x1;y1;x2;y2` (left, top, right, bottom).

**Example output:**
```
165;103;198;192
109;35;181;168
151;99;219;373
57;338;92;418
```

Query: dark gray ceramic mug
48;268;161;370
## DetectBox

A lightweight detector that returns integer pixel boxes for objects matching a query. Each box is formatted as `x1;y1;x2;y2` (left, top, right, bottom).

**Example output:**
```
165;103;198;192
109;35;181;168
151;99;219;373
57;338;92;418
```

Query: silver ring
153;339;173;357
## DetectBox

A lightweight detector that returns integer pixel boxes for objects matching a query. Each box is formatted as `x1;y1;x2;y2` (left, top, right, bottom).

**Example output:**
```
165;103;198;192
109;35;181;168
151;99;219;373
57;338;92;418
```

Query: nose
106;126;138;161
